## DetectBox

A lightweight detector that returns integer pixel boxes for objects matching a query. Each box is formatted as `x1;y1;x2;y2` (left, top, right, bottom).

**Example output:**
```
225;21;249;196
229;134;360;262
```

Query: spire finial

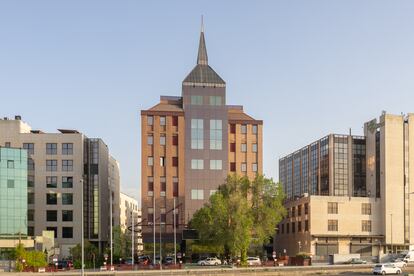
197;16;208;65
201;15;204;33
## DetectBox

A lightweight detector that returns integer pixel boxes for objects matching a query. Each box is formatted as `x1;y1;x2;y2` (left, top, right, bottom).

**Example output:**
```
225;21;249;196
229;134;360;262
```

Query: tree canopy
189;174;286;265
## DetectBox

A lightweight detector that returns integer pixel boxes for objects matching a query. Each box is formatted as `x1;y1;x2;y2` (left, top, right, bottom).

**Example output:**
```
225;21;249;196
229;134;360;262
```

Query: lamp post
80;179;84;276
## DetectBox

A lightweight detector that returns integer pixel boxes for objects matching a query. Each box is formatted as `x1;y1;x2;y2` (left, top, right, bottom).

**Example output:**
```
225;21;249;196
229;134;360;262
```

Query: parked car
57;260;73;270
346;258;367;264
372;263;402;275
391;259;406;268
197;257;221;266
137;256;151;265
247;257;262;266
164;256;174;265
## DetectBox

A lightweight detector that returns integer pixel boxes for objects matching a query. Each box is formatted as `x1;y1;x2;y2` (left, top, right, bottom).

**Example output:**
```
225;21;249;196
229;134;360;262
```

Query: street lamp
80;179;84;276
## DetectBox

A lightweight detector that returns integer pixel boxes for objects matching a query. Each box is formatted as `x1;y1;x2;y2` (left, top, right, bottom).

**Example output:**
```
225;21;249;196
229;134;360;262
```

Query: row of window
27;226;73;239
20;143;73;155
327;220;372;232
27;193;73;205
230;142;258;153
147;211;179;225
147;135;179;146
190;95;223;106
287;203;309;218
327;202;371;215
147;156;178;167
147;116;178;127
27;176;73;188
230;124;258;135
279;220;309;234
27;210;73;222
147;177;179;197
45;160;74;171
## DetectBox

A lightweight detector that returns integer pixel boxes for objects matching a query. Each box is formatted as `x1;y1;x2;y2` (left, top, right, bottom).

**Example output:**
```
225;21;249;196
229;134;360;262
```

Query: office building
0;147;34;257
275;112;414;262
120;192;143;253
140;24;263;244
0;116;120;257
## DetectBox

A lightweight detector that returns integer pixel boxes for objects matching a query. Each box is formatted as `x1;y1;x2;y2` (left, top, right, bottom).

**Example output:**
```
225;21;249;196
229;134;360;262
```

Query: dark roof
183;26;225;86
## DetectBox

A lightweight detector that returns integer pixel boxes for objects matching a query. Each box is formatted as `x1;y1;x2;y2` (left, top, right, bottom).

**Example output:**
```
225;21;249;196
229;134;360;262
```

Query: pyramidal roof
183;21;225;87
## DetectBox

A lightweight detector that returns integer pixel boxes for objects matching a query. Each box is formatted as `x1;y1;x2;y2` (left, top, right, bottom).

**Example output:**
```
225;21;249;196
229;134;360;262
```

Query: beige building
275;112;414;262
120;192;143;253
0;116;120;257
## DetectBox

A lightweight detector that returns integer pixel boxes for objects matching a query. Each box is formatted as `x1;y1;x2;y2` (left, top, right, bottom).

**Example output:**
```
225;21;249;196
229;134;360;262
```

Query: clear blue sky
1;1;414;204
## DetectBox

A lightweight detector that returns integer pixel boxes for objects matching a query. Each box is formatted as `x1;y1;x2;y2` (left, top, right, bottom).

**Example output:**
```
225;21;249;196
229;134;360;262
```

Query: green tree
25;250;47;269
190;174;286;265
13;243;26;272
69;241;99;269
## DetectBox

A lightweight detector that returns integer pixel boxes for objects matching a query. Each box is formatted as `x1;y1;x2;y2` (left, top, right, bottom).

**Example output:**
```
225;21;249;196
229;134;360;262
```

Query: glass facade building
279;134;367;200
0;147;28;237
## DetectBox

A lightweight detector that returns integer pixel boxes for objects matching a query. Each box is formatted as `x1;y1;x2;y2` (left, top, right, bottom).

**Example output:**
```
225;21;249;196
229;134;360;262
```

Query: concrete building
275;112;414;262
0;116;120;257
140;25;263;245
0;147;35;257
120;192;143;253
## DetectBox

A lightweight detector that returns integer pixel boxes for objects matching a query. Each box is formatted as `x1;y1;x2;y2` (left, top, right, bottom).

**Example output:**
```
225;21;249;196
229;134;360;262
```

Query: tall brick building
140;25;263;245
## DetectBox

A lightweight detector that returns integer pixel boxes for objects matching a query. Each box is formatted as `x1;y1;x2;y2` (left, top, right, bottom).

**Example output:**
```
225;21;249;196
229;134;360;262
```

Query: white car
247;257;261;266
391;259;407;268
373;263;402;275
197;257;222;266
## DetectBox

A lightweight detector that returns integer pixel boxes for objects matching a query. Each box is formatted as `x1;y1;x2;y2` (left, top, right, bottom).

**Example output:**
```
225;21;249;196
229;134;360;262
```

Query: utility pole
131;211;134;267
110;190;113;267
153;196;156;265
173;197;177;265
159;223;162;270
80;179;84;276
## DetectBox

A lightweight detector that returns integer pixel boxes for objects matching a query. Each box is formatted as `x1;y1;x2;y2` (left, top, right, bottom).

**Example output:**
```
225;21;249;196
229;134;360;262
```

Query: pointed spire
197;16;208;65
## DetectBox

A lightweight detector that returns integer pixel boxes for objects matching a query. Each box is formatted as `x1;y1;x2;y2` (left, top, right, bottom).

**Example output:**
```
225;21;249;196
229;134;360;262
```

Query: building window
62;193;73;205
230;124;236;134
286;223;290;234
172;135;178;146
62;210;73;221
298;205;302;216
62;160;73;171
230;162;236;172
241;143;247;152
5;142;11;147
160;116;166;126
328;202;338;214
209;96;222;106
46;143;57;155
191;189;204;200
147;135;153;145
210;120;222;150
23;143;34;155
191;159;204;170
7;179;14;188
241;163;247;172
148;213;154;224
172;157;178;167
305;220;309;231
210;190;217;196
62;227;73;238
173;177;179;197
361;203;371;215
148;157;154;166
191;119;204;149
28;192;35;204
7;160;14;169
191;95;203;105
210;160;222;170
304;203;309;215
291;206;296;217
148;177;154;195
46;210;57;221
334;136;349;196
241;124;247;134
28;175;34;188
172;116;178;126
230;143;236;152
252;125;258;134
62;176;73;188
28;210;34;221
147;116;153;126
46;193;57;205
362;220;372;232
160;157;165;167
252;163;258;172
28;226;34;236
160;177;166;197
160;135;166;145
328;220;338;231
281;224;284;234
46;160;57;171
252;143;258;153
62;143;73;155
292;222;296;233
46;176;58;188
47;227;58;238
28;158;35;171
